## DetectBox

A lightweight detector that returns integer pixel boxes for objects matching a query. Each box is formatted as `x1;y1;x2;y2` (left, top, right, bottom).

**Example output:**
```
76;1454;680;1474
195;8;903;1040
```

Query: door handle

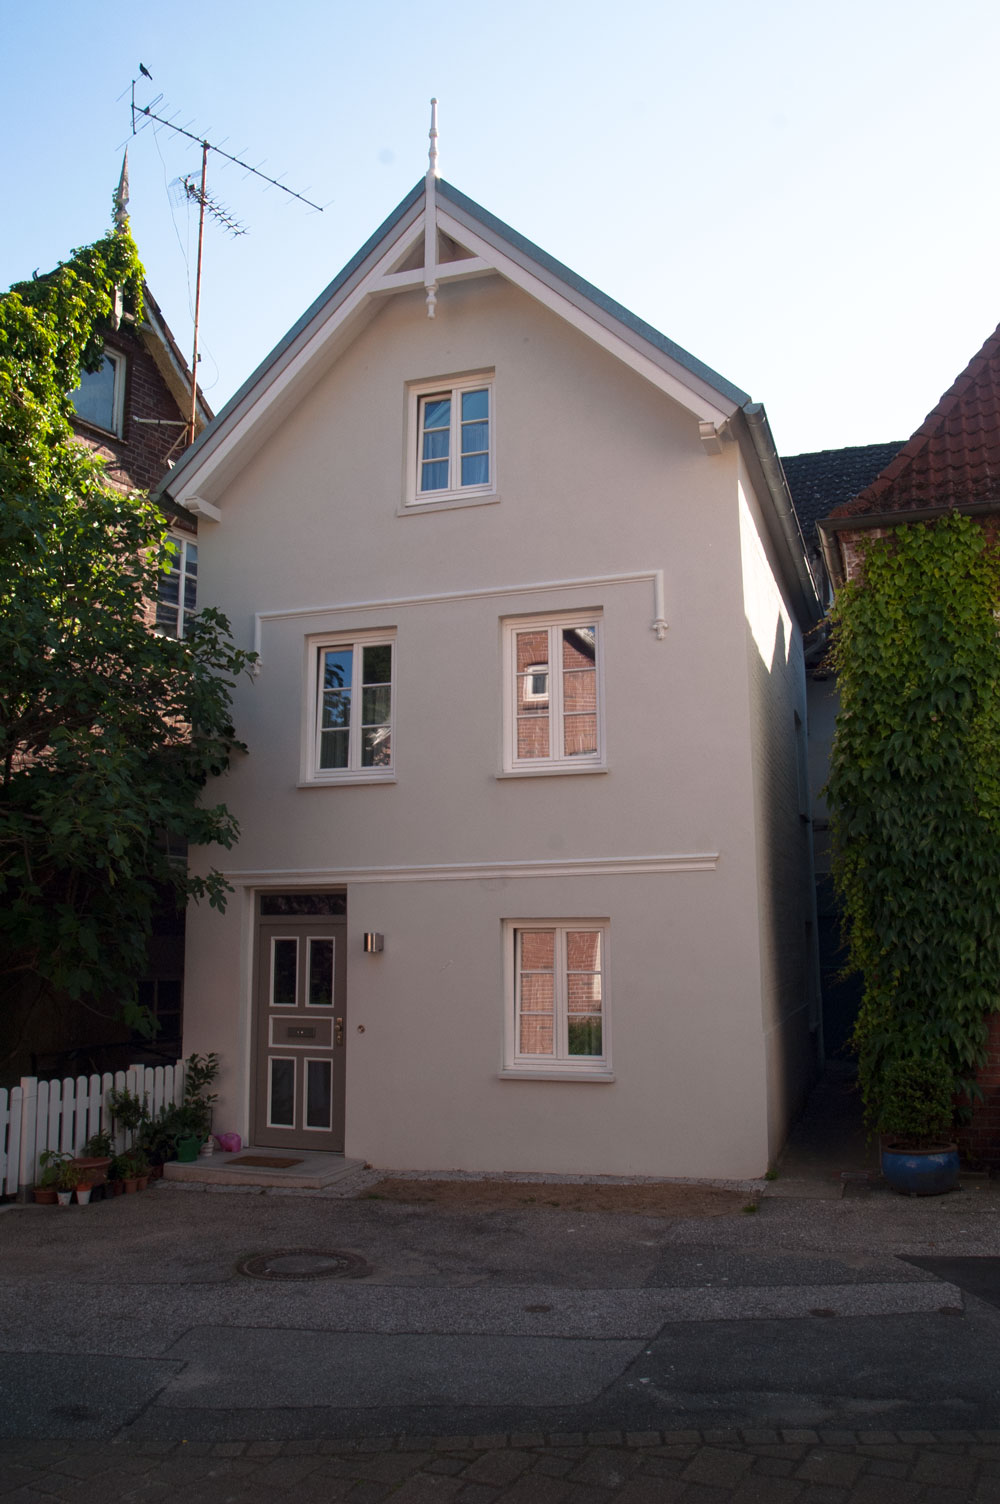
335;1016;344;1046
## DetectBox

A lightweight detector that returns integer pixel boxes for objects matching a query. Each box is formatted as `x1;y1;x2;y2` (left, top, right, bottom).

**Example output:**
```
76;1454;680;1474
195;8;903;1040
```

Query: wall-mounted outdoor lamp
363;932;384;953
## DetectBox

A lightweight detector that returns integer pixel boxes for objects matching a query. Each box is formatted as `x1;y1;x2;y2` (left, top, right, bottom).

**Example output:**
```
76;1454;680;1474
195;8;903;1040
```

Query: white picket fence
0;1060;185;1197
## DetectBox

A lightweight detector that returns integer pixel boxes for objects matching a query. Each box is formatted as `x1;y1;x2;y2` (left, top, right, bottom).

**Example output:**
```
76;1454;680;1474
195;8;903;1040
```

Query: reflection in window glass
271;938;297;1007
269;1058;295;1126
70;352;121;432
306;1059;332;1129
308;938;334;1006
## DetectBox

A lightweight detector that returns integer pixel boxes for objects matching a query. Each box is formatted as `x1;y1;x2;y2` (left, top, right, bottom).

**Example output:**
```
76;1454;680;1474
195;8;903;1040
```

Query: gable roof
157;172;820;624
782;442;905;546
831;322;1000;518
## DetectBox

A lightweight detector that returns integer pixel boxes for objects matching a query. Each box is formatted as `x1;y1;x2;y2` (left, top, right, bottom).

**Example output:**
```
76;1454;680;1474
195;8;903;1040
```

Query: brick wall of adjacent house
73;323;192;494
957;1011;1000;1168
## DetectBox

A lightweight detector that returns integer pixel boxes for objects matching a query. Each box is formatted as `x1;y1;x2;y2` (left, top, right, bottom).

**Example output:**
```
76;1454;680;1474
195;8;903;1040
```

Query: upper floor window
156;535;198;639
407;375;494;505
303;632;395;784
503;613;604;772
70;348;125;436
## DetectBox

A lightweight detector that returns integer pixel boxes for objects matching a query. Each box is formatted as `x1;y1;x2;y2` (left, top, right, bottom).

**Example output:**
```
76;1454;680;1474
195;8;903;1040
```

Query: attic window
70;348;125;436
405;373;495;508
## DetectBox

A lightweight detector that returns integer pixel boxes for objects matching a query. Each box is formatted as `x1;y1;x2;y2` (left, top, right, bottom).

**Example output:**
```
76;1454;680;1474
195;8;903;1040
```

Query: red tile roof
831;322;1000;517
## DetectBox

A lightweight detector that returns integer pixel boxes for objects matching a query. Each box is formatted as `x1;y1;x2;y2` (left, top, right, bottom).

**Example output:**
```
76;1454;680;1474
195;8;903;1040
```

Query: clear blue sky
3;0;998;456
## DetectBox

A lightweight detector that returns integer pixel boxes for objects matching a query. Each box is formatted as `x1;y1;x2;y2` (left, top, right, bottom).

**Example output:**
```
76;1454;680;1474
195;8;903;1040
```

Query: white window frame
405;373;495;507
301;630;396;786
70;347;126;436
502;612;605;773
502;919;612;1079
155;532;198;640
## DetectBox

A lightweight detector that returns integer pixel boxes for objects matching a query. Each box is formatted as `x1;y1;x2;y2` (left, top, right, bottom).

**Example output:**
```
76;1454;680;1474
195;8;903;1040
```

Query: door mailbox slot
270;1018;332;1049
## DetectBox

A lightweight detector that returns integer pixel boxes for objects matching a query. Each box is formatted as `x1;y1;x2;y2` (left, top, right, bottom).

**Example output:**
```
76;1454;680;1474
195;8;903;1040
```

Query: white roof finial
428;97;439;179
114;148;130;230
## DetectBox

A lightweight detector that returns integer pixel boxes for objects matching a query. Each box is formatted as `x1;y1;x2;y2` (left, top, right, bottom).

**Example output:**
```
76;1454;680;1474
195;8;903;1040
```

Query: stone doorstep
163;1148;366;1189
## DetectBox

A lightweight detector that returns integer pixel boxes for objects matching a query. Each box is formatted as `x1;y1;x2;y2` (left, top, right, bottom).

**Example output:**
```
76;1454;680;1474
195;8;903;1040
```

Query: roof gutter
817;495;1000;590
741;402;823;626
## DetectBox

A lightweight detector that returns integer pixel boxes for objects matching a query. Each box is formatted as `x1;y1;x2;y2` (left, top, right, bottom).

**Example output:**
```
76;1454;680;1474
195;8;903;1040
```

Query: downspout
741;402;822;625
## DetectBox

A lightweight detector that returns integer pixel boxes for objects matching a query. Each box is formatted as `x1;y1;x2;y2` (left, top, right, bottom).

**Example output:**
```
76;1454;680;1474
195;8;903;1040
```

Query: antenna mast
129;79;325;444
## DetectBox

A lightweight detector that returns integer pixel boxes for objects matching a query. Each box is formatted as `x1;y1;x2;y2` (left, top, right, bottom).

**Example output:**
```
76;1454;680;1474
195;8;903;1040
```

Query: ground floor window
504;920;609;1075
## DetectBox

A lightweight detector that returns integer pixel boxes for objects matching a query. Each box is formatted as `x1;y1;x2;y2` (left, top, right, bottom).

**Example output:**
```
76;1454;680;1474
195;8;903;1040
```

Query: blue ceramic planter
881;1144;960;1196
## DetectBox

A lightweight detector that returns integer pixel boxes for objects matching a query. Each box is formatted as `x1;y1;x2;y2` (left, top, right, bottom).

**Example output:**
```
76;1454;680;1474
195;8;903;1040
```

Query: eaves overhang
740;402;823;628
817;495;1000;590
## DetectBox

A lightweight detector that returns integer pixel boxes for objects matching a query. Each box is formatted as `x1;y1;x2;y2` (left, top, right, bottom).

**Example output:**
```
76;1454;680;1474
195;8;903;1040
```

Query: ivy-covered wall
828;513;1000;1155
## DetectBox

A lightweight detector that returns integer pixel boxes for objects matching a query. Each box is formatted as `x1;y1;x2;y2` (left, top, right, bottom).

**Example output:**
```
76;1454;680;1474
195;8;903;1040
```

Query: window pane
186;543;198;570
517;716;549;759
520;1016;554;1054
306;1060;332;1129
520;931;555;969
461;453;489;487
520;973;555;1008
271;938;297;1007
308;938;334;1006
183;574;198;611
563;714;598;757
70;354;117;430
363;644;392;684
320;728;350;768
461;388;488;421
421;460;449;491
269;1058;295;1126
567;1018;602;1056
422;429;449;460
159;571;180;606
563;668;597;712
422;396;451;429
260;893;346;916
361;727;391;767
567;931;601;969
461;421;489;454
323;649;353;692
361;686;391;724
563;626;596;668
155;602;179;637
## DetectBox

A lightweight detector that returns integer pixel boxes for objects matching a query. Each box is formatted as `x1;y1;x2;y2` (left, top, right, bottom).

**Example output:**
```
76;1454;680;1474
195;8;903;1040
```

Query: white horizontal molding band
254;569;668;661
227;852;720;886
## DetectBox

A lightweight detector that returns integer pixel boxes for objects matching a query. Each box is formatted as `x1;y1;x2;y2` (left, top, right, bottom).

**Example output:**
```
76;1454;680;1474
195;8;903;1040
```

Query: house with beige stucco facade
157;133;824;1180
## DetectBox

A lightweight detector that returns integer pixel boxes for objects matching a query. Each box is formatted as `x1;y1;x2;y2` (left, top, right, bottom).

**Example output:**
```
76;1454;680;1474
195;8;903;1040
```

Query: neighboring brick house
19;285;213;1078
813;322;1000;1162
155;148;824;1179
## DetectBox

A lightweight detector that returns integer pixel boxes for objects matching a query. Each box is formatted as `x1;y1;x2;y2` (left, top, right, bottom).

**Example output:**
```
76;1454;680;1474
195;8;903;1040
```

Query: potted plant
34;1149;72;1205
71;1129;114;1190
56;1157;84;1206
107;1153;129;1195
183;1053;220;1150
873;1055;960;1196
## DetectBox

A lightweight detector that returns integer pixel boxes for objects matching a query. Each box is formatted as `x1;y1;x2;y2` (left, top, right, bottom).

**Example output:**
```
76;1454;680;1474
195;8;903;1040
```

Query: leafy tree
0;226;253;1047
827;513;1000;1131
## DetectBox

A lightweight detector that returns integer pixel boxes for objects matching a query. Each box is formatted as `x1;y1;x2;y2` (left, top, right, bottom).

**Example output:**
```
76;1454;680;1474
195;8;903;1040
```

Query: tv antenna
128;76;326;444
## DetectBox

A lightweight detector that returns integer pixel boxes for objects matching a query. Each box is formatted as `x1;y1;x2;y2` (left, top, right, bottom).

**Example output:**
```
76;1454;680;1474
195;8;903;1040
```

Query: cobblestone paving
4;1429;1000;1502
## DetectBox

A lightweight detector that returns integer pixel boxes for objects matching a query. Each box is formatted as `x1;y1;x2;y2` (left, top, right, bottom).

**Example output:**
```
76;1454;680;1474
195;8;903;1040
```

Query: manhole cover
237;1248;370;1281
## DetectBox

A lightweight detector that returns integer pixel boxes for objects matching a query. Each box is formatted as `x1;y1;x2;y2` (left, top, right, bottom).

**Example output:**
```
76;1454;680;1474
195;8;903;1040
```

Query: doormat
227;1155;304;1169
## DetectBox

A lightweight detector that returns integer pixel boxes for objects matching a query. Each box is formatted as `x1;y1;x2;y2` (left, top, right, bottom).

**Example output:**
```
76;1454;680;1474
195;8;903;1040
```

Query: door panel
253;907;347;1151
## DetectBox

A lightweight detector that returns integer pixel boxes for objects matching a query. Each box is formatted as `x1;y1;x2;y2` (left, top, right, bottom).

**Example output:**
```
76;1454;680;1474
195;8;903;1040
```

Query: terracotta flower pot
33;1187;58;1205
123;1178;139;1194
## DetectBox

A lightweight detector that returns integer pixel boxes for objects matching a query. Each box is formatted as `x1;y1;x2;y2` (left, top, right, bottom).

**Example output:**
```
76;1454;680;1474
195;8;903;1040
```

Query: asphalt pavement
4;1067;1000;1499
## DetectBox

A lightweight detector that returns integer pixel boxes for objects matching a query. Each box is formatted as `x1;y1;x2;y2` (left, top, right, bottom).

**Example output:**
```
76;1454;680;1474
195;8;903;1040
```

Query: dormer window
70;348;125;436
